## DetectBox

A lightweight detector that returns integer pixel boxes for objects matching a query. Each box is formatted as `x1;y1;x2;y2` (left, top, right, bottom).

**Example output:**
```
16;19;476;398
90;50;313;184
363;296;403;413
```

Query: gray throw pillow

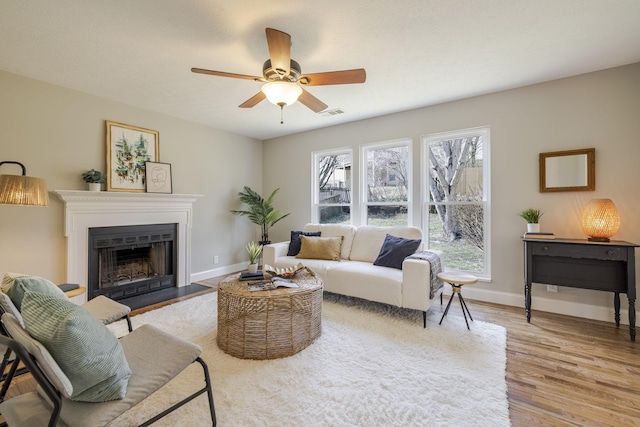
21;291;131;402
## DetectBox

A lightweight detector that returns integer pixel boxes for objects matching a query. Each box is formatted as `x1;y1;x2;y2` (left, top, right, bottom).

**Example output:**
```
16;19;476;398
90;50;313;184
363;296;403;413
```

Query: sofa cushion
287;231;322;256
297;236;343;261
326;261;403;308
350;226;423;263
303;224;357;260
21;291;131;402
373;234;422;269
4;275;66;311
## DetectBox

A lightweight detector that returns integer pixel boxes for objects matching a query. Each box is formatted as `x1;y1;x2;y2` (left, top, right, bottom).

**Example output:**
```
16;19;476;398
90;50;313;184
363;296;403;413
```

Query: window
361;139;411;226
422;127;490;276
312;148;352;224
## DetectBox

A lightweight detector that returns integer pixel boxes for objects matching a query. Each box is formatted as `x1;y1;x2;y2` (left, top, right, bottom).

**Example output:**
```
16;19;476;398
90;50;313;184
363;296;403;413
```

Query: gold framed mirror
539;148;595;192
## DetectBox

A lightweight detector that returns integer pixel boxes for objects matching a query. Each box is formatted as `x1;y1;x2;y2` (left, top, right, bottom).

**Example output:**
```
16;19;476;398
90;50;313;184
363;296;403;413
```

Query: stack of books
523;232;556;239
239;270;264;281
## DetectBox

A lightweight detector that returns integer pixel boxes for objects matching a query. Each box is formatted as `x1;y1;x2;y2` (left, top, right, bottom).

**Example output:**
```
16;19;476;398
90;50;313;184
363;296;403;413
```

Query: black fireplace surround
88;223;177;301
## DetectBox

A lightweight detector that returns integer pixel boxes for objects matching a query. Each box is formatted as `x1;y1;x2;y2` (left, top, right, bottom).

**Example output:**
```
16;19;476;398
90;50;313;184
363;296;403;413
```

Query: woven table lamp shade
581;198;620;242
0;161;49;206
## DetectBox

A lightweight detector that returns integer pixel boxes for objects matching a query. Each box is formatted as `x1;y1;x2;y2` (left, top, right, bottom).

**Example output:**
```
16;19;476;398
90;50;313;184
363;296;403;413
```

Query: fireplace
88;224;177;301
54;190;200;305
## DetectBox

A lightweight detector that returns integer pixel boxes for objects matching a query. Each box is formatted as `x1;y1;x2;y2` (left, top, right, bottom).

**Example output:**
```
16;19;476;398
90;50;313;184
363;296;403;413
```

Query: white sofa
263;224;445;327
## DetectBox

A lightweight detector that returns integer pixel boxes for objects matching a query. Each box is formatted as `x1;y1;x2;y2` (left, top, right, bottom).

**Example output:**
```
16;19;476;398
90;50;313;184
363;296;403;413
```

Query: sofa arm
262;241;289;266
401;250;444;312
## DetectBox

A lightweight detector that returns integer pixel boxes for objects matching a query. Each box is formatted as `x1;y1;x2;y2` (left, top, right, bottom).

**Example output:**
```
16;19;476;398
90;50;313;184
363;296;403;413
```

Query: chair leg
138;357;216;427
0;351;19;402
0;347;12;382
197;357;217;426
125;315;133;332
423;311;427;328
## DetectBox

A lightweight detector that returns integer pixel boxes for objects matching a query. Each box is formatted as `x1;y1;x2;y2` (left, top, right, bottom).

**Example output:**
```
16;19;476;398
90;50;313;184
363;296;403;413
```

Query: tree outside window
423;128;489;275
313;150;352;224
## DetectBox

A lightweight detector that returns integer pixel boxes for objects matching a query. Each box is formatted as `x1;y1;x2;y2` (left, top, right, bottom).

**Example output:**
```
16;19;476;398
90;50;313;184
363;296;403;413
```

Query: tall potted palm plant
231;186;290;244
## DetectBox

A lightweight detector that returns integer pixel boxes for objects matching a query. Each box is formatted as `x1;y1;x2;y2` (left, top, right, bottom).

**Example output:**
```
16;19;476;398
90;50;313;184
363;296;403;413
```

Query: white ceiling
2;1;640;140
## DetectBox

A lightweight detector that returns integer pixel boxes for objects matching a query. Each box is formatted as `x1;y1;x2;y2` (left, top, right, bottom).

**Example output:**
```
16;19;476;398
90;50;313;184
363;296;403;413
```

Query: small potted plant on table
246;241;263;274
519;208;543;233
81;169;105;191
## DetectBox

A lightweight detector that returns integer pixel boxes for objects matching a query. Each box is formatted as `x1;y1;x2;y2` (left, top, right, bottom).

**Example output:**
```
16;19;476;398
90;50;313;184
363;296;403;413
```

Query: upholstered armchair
0;274;132;384
0;292;216;426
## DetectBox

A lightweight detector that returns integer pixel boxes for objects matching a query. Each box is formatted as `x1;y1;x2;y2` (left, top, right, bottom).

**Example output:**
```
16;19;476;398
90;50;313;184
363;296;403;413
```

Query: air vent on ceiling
320;108;345;117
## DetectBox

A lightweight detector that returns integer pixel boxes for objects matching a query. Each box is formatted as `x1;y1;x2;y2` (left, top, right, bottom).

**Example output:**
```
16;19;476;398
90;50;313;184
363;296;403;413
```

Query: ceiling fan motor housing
263;59;301;82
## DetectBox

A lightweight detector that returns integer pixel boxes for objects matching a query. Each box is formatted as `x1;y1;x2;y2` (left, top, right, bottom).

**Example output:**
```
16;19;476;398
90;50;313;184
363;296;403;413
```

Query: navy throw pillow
287;231;322;256
373;234;421;270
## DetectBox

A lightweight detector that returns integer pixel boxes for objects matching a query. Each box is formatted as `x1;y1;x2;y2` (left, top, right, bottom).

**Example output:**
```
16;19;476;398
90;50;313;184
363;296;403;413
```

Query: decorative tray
263;262;306;278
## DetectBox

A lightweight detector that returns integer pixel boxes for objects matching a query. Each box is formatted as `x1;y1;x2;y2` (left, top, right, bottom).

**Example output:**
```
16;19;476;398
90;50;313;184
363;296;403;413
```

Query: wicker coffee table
217;268;323;360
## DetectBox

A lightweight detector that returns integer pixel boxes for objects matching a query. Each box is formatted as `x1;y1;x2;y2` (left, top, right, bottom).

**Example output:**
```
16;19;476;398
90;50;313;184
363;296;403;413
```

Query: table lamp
581;198;619;242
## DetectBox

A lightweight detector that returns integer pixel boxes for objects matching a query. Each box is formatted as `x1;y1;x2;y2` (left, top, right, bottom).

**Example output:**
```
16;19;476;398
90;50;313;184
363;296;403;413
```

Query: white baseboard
191;262;245;282
449;286;631;326
191;267;631;326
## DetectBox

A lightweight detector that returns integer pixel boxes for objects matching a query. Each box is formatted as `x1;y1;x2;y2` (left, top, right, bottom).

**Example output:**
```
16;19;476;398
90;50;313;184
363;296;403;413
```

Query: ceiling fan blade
191;68;262;81
265;28;291;77
298;89;328;113
299;69;366;86
239;91;266;108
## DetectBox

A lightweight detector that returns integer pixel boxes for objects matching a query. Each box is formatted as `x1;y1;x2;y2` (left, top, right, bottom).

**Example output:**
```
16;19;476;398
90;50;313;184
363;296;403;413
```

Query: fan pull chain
278;102;285;124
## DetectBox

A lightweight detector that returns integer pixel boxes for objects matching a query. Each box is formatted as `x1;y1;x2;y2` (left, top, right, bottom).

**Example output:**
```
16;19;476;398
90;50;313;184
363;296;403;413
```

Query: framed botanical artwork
106;121;159;192
145;161;172;194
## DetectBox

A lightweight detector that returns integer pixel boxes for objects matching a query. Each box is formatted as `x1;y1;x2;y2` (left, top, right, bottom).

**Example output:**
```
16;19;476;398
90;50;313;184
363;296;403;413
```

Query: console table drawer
530;242;627;261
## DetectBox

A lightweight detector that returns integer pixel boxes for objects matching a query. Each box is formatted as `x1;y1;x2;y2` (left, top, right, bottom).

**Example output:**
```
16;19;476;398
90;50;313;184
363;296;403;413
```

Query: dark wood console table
522;238;638;341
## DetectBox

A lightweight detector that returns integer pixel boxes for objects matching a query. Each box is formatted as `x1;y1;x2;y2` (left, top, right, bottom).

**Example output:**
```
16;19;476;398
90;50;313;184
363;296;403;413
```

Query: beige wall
0;70;263;282
2;63;639;322
263;62;640;321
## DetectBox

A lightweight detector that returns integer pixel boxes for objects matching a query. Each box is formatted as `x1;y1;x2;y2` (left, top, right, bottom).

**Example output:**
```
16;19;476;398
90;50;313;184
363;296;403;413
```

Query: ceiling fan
191;28;366;123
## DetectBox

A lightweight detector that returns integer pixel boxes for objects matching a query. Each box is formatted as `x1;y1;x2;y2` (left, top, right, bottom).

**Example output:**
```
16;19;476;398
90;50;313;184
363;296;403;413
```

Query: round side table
437;272;478;330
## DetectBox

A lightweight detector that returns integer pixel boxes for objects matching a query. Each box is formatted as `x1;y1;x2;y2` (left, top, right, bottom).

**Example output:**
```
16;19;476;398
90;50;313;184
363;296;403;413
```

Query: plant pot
527;223;540;233
88;183;101;192
247;263;258;274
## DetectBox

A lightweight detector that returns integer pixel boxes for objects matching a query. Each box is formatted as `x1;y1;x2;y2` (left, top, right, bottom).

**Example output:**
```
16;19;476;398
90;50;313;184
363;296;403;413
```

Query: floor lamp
0;161;48;382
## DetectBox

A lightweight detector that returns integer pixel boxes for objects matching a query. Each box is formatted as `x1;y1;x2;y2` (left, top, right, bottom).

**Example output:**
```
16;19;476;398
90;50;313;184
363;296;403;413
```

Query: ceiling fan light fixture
261;81;303;107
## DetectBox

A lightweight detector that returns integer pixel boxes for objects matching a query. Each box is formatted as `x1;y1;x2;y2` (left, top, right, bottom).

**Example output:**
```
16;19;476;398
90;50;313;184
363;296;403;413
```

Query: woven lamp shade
581;198;620;242
0;174;49;206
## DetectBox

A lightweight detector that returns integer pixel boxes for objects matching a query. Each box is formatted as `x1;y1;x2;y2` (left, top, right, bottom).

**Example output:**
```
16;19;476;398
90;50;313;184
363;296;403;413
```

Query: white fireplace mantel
54;190;202;303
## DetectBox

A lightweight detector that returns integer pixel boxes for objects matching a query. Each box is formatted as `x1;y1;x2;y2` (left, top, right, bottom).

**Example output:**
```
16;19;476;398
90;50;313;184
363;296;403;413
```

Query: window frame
421;126;491;278
359;138;413;226
311;147;354;224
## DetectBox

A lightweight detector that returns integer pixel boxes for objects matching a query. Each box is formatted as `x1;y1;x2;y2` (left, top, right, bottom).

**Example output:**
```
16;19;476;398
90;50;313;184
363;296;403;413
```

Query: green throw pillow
4;275;66;310
21;291;131;402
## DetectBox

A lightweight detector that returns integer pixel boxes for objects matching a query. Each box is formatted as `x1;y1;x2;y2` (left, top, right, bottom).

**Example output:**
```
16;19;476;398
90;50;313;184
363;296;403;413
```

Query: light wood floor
4;283;640;426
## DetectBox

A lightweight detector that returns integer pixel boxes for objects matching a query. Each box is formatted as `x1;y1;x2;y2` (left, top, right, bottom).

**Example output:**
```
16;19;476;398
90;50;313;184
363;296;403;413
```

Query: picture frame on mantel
145;161;172;194
106;121;159;192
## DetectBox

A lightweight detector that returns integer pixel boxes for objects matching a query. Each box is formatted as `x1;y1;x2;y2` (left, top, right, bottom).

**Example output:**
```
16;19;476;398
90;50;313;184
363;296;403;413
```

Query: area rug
107;292;510;427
